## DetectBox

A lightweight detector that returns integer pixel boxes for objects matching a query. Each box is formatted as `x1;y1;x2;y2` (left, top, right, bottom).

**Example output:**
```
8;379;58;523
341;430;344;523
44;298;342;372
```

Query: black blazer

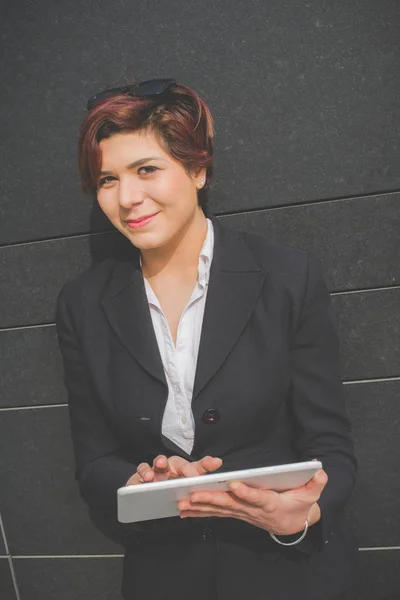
56;216;358;600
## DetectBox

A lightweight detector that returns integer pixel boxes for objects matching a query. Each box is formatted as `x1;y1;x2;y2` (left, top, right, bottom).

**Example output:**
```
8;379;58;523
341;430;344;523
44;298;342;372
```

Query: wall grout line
0;323;55;333
216;188;400;217
331;285;400;296
0;512;10;555
343;376;400;385
0;513;21;600
5;547;400;559
359;546;400;551
0;404;68;412
0;229;113;249
12;554;125;559
7;557;21;600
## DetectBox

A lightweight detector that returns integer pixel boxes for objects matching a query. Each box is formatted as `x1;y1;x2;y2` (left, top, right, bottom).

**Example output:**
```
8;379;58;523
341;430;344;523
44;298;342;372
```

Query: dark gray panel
0;560;16;600
345;381;400;548
1;0;400;244
0;326;66;408
332;289;400;380
0;407;123;555
0;230;129;328
220;194;400;291
0;237;91;328
357;550;400;600
14;558;123;600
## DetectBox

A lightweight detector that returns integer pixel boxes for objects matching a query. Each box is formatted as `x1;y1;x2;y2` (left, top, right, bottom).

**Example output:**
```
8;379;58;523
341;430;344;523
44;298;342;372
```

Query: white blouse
140;218;215;454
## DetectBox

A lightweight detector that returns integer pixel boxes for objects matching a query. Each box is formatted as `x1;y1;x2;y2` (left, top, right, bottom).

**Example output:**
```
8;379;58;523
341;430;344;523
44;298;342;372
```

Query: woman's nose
118;178;144;208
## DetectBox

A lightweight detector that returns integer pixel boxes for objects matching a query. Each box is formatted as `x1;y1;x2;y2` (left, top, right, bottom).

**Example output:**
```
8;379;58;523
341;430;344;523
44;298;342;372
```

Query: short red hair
78;81;215;214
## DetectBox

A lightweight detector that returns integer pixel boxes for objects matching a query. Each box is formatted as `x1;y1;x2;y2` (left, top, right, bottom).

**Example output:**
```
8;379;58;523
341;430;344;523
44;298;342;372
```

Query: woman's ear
191;166;206;188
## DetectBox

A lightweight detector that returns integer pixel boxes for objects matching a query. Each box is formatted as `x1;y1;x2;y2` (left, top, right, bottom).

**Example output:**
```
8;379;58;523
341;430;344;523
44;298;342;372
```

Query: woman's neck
140;210;209;280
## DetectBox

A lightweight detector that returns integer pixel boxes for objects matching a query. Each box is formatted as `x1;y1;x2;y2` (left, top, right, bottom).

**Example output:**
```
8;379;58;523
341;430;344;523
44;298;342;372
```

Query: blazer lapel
100;250;167;388
192;216;267;402
99;216;268;411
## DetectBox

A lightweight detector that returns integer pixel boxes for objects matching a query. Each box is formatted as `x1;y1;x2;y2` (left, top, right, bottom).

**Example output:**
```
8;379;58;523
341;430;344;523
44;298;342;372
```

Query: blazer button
202;409;220;424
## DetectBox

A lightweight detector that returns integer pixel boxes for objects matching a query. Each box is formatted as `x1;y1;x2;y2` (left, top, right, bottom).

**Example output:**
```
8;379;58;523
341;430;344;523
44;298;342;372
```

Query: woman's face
97;130;205;251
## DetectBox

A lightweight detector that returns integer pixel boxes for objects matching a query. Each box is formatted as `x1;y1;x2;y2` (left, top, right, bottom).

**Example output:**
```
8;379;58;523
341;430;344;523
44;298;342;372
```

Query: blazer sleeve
55;281;137;511
287;250;357;552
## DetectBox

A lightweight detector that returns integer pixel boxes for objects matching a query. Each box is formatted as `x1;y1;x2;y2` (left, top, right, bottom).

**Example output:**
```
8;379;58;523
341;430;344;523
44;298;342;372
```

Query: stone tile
345;381;400;547
357;550;400;600
0;407;124;555
14;557;123;600
219;194;400;291
0;559;17;600
0;326;66;408
332;289;400;379
0;230;131;328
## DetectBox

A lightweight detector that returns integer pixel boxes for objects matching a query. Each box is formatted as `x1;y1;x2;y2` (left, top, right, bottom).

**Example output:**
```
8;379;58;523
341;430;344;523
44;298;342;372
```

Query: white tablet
117;460;322;523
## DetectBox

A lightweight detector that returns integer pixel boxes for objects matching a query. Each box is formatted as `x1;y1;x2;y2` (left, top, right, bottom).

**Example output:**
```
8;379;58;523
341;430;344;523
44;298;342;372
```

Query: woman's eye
97;167;157;188
97;176;115;188
138;166;158;175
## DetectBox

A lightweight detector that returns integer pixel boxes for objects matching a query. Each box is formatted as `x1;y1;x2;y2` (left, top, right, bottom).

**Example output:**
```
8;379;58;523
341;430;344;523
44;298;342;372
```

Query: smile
126;213;159;229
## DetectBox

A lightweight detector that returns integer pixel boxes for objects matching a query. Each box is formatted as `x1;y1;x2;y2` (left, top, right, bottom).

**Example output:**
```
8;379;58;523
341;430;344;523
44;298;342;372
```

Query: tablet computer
117;460;322;523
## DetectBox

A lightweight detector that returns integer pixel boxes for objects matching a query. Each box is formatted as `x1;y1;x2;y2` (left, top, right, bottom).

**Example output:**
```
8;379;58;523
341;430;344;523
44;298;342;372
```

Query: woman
56;78;358;599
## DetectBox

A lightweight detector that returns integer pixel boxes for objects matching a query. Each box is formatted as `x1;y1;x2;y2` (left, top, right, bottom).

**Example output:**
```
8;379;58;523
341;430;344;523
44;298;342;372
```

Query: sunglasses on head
86;78;177;111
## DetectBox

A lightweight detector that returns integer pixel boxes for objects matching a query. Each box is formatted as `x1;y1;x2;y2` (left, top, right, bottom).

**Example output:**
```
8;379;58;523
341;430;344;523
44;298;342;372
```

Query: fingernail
229;481;241;490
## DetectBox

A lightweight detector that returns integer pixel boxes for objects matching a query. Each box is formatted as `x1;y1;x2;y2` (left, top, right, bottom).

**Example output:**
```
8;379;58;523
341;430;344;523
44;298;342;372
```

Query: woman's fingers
198;456;223;473
168;456;195;477
287;468;328;501
136;462;155;482
177;469;328;534
180;510;232;519
136;455;224;483
170;455;223;478
152;455;170;472
182;484;276;514
304;468;328;497
177;460;207;478
125;472;144;486
178;455;222;477
136;456;180;483
228;482;277;510
188;490;234;508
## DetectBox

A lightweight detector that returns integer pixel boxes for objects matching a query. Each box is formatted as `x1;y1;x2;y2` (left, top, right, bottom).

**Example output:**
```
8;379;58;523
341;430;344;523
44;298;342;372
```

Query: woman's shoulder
57;257;119;305
228;224;312;275
224;223;328;299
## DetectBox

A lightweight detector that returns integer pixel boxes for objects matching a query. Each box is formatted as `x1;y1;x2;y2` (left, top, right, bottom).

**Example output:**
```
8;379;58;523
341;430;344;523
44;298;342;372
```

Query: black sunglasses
86;78;177;111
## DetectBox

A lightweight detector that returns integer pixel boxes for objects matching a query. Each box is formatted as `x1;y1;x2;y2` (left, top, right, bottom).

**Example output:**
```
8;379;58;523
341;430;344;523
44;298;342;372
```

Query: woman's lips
126;213;159;229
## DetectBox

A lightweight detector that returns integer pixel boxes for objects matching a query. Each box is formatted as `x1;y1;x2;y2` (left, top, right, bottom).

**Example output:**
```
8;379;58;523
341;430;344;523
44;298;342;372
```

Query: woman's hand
178;468;328;536
125;455;223;486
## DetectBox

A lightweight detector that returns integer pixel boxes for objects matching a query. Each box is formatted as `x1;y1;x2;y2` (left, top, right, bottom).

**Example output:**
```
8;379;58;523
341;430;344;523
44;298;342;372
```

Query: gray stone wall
1;1;399;598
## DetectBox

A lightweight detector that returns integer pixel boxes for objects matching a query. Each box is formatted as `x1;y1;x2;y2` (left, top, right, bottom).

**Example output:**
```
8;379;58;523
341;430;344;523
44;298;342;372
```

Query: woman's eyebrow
100;157;166;175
